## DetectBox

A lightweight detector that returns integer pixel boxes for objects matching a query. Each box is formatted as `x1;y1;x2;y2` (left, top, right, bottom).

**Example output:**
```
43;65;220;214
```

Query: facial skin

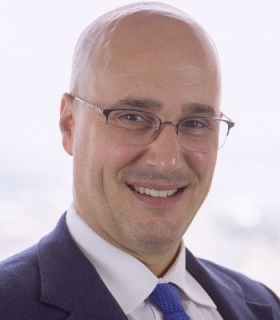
60;3;221;276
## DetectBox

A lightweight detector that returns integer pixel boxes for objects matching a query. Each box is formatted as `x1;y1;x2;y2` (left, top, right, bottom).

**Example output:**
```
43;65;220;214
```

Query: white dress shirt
66;204;223;319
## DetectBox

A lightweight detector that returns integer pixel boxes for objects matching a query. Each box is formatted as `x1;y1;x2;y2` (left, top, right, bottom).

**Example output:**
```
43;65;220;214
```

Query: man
0;2;279;319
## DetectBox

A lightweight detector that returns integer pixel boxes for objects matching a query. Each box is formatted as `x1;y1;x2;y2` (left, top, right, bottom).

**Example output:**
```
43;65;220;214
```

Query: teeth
151;189;160;197
159;190;168;197
139;187;145;194
133;186;178;198
168;189;177;196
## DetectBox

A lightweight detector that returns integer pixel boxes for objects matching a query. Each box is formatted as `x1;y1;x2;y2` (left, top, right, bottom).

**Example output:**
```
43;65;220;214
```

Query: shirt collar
66;204;216;314
161;243;216;308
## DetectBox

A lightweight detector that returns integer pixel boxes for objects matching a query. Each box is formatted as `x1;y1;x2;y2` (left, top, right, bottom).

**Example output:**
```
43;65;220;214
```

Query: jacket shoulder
0;245;38;292
0;232;68;319
199;258;280;308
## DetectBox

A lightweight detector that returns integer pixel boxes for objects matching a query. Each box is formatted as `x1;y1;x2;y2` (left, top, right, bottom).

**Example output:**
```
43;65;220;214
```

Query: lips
133;185;178;198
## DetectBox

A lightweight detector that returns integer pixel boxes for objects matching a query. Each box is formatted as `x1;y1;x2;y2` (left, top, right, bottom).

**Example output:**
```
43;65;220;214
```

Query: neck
130;243;182;277
96;224;181;276
140;248;180;278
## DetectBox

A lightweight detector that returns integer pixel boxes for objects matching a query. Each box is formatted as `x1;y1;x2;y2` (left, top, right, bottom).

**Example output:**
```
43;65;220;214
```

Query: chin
129;223;184;248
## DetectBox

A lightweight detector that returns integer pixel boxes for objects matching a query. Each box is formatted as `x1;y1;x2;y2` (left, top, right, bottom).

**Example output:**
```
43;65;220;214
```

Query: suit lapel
37;214;127;320
184;248;275;320
65;276;127;320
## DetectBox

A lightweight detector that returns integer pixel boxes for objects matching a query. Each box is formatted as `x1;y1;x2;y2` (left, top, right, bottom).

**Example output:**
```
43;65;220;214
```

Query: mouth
132;185;179;198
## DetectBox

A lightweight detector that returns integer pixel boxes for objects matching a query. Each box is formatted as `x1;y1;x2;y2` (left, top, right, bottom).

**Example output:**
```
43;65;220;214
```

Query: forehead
95;13;216;70
86;11;221;113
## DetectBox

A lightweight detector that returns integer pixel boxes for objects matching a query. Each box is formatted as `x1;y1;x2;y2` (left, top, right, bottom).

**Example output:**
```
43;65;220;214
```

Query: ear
59;93;75;156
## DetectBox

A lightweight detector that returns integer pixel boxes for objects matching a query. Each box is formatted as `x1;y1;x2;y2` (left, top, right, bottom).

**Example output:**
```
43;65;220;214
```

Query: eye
188;120;202;127
109;110;157;130
114;110;156;124
180;119;208;129
120;112;147;122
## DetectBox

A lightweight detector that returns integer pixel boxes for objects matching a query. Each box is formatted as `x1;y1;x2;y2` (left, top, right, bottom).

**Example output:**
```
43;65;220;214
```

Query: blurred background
1;0;279;295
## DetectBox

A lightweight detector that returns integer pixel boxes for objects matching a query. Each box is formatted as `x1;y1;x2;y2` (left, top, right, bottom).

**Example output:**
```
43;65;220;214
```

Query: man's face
61;15;221;258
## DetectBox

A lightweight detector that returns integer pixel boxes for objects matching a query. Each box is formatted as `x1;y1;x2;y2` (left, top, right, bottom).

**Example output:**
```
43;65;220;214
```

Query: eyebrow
184;103;217;117
109;97;217;117
110;97;162;111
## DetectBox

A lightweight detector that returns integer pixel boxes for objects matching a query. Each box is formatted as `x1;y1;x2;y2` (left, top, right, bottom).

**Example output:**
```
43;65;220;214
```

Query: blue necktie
149;283;190;320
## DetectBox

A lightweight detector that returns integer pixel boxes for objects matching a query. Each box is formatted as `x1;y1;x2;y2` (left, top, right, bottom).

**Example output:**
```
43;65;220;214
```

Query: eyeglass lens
105;109;229;152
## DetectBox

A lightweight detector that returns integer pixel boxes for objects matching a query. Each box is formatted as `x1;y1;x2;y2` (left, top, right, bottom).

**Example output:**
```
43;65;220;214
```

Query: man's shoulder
198;256;280;307
184;247;279;318
0;214;73;319
199;257;271;290
0;244;38;284
0;245;44;318
0;214;65;281
0;213;70;286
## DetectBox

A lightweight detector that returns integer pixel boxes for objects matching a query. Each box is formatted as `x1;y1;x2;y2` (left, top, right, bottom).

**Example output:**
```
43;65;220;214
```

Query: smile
133;185;178;198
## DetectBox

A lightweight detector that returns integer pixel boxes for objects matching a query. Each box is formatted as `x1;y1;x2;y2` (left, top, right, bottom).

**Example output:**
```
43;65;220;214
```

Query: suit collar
184;247;275;319
37;214;127;319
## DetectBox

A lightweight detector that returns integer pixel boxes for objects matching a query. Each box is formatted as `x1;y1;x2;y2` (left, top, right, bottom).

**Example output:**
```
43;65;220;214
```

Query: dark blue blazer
0;214;279;319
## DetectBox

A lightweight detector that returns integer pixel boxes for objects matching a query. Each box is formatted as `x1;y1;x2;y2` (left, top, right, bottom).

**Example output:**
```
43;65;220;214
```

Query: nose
144;123;183;175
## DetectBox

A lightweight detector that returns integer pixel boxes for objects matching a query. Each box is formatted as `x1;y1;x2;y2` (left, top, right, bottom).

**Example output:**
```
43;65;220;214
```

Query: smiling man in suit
0;2;279;319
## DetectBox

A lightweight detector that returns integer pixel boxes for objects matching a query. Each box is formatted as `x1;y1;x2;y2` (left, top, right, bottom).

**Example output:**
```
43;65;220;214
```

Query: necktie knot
149;283;190;320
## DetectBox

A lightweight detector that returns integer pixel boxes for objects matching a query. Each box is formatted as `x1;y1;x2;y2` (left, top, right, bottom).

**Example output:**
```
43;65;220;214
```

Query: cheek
72;119;103;188
74;125;142;188
102;143;144;180
187;152;217;184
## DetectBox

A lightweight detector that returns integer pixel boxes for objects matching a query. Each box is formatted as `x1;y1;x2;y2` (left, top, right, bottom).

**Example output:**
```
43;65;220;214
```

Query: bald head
70;2;221;100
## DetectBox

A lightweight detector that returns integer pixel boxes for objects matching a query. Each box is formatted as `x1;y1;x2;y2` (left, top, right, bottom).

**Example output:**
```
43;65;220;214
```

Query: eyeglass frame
72;95;235;152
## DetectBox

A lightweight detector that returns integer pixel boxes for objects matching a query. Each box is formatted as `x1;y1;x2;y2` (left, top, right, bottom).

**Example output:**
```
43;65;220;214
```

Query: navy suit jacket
0;214;279;319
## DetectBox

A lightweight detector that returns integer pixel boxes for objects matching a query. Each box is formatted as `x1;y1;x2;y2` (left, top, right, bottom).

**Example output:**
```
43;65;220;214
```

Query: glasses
73;96;235;152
